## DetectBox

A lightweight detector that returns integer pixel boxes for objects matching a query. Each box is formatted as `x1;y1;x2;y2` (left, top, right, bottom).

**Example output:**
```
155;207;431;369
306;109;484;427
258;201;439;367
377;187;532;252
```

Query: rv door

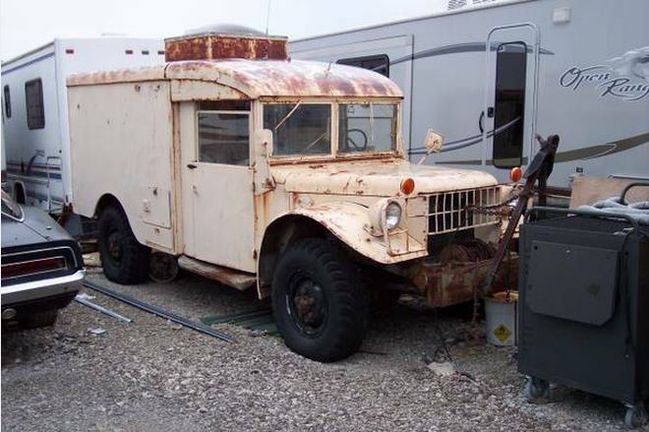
483;24;539;171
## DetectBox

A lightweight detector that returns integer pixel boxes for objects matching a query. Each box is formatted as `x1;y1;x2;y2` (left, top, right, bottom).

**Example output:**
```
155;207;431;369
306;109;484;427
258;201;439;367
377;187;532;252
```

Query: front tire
98;205;150;284
272;238;369;362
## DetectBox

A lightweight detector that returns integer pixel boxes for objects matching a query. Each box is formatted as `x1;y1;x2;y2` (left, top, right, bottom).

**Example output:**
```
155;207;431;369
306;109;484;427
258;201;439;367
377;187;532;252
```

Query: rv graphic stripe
409;116;521;155
1;52;56;75
6;166;62;180
390;42;554;66
428;131;649;166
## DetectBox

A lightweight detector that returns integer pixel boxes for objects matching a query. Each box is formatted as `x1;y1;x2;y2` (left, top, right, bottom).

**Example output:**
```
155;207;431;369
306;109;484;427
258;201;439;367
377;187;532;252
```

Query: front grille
426;186;500;234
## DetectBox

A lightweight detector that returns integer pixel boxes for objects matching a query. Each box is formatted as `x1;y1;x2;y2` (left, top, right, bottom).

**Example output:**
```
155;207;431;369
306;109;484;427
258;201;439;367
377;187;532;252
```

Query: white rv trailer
1;38;165;213
290;0;649;191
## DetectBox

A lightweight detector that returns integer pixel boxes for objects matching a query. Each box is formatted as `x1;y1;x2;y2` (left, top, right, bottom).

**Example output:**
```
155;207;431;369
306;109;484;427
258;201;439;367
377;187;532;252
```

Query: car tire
98;205;150;284
272;238;369;362
22;310;58;329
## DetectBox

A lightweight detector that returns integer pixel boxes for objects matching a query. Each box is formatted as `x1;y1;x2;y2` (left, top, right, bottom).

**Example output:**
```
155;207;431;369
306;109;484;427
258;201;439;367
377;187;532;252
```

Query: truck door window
197;111;250;166
337;55;390;78
492;42;526;168
339;103;397;153
264;104;331;156
3;85;11;119
25;78;45;130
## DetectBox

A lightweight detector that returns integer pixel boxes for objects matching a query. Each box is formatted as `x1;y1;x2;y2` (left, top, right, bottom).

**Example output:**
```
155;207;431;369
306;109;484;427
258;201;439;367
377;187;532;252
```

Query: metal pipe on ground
82;281;234;343
75;294;133;323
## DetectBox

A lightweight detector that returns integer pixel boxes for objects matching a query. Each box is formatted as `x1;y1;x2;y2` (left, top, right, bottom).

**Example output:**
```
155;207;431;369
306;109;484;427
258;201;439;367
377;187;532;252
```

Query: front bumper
405;255;518;307
1;269;85;308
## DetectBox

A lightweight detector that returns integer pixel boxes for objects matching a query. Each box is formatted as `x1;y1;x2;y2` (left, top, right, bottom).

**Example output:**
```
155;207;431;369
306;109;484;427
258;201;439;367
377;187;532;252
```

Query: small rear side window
25;78;45;130
3;85;11;119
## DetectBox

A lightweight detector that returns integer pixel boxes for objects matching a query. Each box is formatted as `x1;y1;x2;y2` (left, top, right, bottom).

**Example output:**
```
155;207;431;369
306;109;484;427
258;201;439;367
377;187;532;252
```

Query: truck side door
179;100;256;273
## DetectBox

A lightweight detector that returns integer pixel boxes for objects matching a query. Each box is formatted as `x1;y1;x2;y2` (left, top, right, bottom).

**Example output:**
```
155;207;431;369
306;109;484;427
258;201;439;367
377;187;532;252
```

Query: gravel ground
1;268;641;431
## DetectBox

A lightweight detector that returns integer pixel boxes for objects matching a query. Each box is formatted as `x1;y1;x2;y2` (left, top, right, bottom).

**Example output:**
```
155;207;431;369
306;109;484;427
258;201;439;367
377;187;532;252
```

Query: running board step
177;256;256;291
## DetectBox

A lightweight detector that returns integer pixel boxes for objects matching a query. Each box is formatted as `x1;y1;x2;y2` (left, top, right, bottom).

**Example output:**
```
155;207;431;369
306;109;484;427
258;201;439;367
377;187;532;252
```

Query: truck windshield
338;103;397;153
264;104;331;156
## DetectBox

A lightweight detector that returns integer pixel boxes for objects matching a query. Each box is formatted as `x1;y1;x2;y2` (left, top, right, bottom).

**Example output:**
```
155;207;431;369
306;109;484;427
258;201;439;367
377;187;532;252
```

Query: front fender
291;202;427;265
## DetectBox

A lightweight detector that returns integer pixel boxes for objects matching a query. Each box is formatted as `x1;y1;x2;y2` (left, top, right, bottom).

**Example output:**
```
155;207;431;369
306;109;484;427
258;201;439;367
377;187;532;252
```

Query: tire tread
272;238;368;362
98;205;150;284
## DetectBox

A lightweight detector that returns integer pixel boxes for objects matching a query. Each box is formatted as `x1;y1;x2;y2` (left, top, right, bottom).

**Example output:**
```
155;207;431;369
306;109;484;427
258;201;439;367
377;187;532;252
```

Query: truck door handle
479;111;485;133
187;163;197;169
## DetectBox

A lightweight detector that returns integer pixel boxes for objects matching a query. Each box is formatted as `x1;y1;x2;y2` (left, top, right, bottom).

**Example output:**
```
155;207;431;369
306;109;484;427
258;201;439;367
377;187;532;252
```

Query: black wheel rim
286;273;328;336
106;229;122;265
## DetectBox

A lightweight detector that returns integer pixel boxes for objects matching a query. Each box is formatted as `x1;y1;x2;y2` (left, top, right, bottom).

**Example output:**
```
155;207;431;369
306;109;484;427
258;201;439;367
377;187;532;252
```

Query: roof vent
183;24;265;36
165;25;288;62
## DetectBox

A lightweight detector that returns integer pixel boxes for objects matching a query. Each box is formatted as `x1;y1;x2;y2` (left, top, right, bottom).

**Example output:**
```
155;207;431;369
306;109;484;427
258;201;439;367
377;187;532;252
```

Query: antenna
265;0;272;35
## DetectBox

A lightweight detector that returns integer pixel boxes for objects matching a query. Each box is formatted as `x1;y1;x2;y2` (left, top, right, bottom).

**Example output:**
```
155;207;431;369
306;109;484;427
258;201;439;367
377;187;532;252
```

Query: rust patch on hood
273;159;498;196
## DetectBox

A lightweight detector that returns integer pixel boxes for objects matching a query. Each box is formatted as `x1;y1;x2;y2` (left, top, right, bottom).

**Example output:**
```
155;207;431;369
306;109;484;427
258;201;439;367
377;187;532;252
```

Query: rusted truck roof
66;59;403;99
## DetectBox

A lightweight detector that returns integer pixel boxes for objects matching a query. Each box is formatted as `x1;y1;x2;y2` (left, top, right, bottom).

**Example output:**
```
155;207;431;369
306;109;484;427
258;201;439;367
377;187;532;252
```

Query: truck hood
271;159;498;196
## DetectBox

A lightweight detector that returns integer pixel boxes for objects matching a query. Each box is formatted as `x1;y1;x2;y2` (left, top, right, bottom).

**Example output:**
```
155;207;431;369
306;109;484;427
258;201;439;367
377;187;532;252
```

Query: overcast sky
1;0;448;61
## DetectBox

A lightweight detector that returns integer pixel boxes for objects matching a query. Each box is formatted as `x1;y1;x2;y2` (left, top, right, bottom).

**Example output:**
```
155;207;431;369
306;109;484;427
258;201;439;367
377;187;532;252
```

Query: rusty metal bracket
482;134;560;295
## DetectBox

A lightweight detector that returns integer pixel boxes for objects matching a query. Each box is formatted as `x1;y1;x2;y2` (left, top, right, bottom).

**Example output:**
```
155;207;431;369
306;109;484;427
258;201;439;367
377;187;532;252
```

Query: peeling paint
68;59;403;99
164;33;288;62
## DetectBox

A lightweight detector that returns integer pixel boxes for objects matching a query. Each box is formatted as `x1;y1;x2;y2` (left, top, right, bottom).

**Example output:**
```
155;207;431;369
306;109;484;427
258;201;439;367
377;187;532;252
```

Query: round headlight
385;202;402;231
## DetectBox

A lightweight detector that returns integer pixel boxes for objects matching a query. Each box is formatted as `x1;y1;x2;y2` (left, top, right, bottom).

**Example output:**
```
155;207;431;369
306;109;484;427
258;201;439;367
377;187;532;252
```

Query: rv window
197;111;250;166
25;79;45;130
337;55;390;77
3;85;11;119
338;103;397;153
264;104;332;156
492;42;527;168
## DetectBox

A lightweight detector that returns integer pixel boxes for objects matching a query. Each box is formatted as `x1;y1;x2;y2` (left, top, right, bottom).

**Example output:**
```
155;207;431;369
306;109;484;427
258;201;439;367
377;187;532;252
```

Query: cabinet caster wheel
624;403;647;429
524;376;549;402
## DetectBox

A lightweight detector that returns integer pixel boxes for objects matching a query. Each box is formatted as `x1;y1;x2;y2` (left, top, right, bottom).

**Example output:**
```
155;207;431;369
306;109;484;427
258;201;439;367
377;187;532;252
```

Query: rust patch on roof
165;60;404;98
67;65;166;86
68;58;403;99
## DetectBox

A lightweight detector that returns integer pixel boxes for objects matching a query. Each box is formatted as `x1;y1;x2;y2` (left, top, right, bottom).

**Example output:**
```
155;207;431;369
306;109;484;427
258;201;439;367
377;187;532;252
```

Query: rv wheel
98;205;150;284
272;238;369;362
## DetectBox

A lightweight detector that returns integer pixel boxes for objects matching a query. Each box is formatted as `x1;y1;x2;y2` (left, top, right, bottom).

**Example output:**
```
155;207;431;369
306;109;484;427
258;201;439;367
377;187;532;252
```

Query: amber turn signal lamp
400;177;415;195
510;167;523;183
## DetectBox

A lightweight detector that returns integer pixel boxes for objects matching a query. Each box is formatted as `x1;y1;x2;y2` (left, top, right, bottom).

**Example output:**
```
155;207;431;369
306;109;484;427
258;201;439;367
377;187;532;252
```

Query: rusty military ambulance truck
67;30;513;362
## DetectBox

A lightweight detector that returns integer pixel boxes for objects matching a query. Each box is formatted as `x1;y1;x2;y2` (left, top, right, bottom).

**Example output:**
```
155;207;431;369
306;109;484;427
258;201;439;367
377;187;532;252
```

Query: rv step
177;255;256;291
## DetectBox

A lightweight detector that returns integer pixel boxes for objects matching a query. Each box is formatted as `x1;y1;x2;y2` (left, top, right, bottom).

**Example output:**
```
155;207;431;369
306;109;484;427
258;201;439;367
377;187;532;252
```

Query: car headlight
385;202;402;231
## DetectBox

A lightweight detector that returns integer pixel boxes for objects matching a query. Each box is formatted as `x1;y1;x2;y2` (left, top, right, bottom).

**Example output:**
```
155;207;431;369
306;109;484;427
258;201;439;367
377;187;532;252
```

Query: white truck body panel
1;38;164;212
68;81;175;252
289;0;649;189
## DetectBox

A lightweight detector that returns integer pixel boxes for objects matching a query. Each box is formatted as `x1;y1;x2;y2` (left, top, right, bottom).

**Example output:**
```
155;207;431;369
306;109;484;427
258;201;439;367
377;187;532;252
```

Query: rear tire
272;238;369;362
21;310;58;329
98;205;150;284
